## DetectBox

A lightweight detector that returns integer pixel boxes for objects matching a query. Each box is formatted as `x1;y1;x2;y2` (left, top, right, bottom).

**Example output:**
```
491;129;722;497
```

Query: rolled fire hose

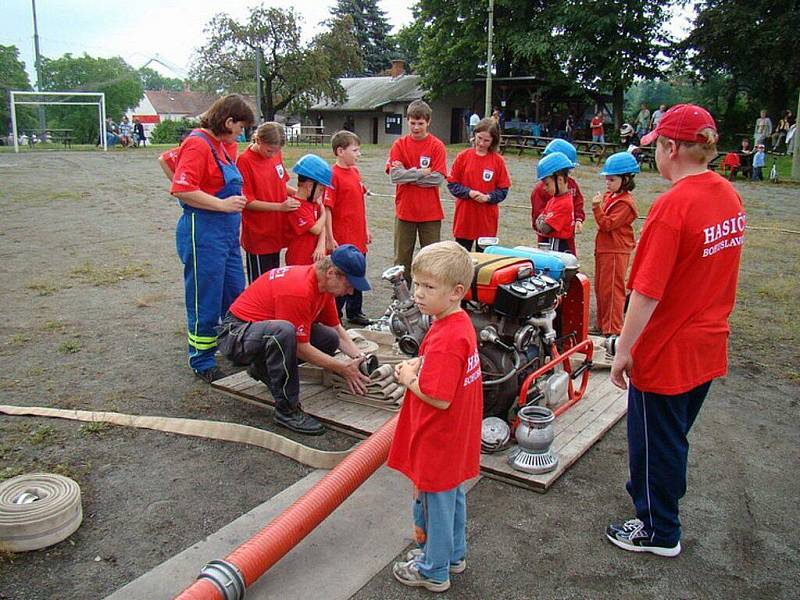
174;415;398;600
0;405;352;470
0;473;82;552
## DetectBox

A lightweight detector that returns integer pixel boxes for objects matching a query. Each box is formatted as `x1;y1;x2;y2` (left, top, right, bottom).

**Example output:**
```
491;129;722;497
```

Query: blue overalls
175;132;245;373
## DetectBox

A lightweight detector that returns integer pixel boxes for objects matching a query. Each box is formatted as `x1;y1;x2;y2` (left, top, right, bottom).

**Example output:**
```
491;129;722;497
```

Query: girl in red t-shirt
447;118;511;251
533;152;575;253
592;152;639;335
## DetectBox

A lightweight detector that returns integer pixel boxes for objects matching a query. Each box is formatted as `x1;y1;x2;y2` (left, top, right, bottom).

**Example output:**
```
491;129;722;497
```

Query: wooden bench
499;135;621;164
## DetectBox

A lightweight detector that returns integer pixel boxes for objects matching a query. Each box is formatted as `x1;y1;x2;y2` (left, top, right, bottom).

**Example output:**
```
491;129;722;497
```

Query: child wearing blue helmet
285;154;332;265
533;151;575;252
591;152;639;336
530;138;585;254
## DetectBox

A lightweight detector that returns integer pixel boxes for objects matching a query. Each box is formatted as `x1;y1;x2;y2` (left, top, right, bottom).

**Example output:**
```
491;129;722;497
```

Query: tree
190;5;361;121
681;0;800;123
138;67;184;92
39;53;143;142
0;45;36;135
330;0;393;75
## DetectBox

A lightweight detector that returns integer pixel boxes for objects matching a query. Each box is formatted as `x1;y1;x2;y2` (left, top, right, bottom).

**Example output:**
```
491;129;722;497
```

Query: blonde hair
253;121;285;146
406;99;432;122
657;128;718;164
411;241;473;290
331;130;360;154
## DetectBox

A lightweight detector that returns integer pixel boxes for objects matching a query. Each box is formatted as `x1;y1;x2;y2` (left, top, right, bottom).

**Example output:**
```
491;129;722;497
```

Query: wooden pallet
212;370;626;492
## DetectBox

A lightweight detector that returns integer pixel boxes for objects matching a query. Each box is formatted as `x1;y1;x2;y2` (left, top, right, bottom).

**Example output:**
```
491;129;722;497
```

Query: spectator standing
468;111;480;140
650;104;667;130
753;109;772;146
634;103;651;137
565;114;575;141
771;111;791;152
752;144;766;181
591;112;605;144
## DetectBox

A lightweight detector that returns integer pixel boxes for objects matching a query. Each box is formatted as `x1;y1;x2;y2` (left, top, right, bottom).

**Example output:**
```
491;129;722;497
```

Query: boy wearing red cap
606;105;745;557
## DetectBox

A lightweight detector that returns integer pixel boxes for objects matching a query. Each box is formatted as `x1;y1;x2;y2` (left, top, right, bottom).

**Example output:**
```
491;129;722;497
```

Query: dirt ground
1;145;798;600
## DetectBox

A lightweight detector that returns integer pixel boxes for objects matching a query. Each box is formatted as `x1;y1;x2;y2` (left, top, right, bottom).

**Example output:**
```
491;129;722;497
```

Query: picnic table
24;128;74;149
499;134;622;164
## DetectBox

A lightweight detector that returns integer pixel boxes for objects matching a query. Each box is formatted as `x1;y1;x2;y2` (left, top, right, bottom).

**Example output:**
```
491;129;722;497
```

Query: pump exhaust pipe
175;416;399;600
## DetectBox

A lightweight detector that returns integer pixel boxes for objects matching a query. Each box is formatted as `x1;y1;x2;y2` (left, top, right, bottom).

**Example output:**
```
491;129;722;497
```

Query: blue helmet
543;138;578;167
292;154;334;188
600;152;640;176
536;151;574;180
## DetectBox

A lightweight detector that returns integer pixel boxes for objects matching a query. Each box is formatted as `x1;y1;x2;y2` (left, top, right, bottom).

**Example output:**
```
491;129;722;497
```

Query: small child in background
284;154;330;266
530;139;585;254
388;241;483;594
324;130;372;326
591;152;639;336
533;152;575;253
752;144;766;181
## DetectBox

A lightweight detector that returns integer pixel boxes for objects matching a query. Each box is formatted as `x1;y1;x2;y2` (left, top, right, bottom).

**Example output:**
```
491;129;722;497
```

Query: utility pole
32;0;46;132
255;47;262;125
793;86;800;180
484;0;494;118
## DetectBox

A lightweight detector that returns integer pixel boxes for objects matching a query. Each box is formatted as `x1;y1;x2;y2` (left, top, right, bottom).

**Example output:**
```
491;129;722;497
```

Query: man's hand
339;357;371;395
281;197;301;212
394;357;422;387
610;350;632;390
221;195;247;213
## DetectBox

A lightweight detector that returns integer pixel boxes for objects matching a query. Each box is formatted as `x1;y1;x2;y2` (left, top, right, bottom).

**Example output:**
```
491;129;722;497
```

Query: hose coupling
197;559;245;600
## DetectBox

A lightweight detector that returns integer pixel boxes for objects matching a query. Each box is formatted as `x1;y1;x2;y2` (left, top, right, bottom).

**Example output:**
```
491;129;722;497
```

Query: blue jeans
626;381;711;547
592;134;605;144
412;485;466;583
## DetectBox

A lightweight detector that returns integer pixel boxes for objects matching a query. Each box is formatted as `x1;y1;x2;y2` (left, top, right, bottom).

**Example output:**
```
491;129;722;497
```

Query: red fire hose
175;415;398;600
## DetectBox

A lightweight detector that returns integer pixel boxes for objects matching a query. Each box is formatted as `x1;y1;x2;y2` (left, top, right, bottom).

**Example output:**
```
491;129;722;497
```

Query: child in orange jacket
591;152;639;336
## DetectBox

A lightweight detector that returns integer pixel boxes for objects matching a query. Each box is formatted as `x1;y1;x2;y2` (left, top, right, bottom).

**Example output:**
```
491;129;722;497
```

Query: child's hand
281;198;301;212
575;220;584;234
391;160;404;169
592;191;603;207
394;357;422;386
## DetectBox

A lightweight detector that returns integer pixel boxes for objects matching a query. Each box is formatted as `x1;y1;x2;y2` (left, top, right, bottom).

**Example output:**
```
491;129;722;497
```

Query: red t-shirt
170;130;238;196
160;147;180;173
323;164;368;253
593;191;638;254
627;171;745;394
237;147;291;254
530;178;585;254
590;117;604;137
285;199;321;266
229;264;339;343
385;134;446;222
449;148;511;239
387;310;483;492
539;192;574;239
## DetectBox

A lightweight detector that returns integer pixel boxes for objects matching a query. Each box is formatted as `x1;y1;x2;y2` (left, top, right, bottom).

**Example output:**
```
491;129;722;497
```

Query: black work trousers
217;313;339;413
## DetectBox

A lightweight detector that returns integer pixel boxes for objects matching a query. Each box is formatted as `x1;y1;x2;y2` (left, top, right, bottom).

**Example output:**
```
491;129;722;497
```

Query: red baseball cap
640;104;717;146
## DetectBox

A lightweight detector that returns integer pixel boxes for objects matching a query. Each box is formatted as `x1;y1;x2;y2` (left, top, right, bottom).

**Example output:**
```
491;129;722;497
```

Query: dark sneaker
274;408;325;435
347;313;373;327
606;518;681;557
406;548;466;574
194;366;225;384
392;559;450;592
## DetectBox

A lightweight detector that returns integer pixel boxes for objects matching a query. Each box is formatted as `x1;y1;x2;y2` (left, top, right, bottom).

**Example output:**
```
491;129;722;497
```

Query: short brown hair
657;128;718;164
331;130;360;155
474;117;500;152
411;241;473;291
253;121;285;146
406;100;432;122
199;94;255;136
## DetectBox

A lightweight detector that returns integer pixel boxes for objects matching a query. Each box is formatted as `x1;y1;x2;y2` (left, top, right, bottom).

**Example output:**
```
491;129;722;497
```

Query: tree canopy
330;0;393;75
190;5;361;121
0;45;36;135
138;67;184;92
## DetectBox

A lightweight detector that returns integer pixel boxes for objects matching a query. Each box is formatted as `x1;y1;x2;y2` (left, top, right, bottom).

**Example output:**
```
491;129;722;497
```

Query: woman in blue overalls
170;94;255;382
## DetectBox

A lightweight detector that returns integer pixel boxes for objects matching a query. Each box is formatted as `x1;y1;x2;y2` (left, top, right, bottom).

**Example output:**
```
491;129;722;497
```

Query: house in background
310;60;473;145
126;88;221;139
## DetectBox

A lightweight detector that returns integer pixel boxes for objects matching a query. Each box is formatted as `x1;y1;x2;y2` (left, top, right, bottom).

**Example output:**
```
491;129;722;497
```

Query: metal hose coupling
197;559;245;600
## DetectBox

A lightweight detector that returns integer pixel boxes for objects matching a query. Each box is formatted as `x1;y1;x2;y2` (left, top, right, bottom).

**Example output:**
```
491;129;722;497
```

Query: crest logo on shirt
298;217;307;227
275;163;285;178
482;169;494;182
420;155;431;168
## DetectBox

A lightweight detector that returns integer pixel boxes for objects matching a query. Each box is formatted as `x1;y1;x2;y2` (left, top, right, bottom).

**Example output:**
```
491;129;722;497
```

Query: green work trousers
394;218;442;283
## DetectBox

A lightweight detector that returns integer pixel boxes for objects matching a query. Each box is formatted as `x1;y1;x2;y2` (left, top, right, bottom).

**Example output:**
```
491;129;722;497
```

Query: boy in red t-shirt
388;241;483;593
285;154;330;266
447;117;511;251
606;105;745;558
532;152;575;253
324;130;372;326
237;122;299;282
385;100;447;284
591;111;605;143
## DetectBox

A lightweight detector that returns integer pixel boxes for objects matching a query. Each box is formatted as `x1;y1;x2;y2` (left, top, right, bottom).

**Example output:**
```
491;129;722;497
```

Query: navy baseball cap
331;244;370;291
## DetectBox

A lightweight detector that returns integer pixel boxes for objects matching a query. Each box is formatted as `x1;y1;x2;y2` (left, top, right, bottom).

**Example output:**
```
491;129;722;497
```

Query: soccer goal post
9;91;107;153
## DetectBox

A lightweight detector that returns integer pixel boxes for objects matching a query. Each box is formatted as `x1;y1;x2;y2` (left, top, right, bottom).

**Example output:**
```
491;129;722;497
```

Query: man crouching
218;244;372;435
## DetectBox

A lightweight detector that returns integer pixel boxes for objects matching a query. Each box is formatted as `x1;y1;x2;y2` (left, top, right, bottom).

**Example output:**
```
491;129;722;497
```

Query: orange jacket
593;191;637;254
